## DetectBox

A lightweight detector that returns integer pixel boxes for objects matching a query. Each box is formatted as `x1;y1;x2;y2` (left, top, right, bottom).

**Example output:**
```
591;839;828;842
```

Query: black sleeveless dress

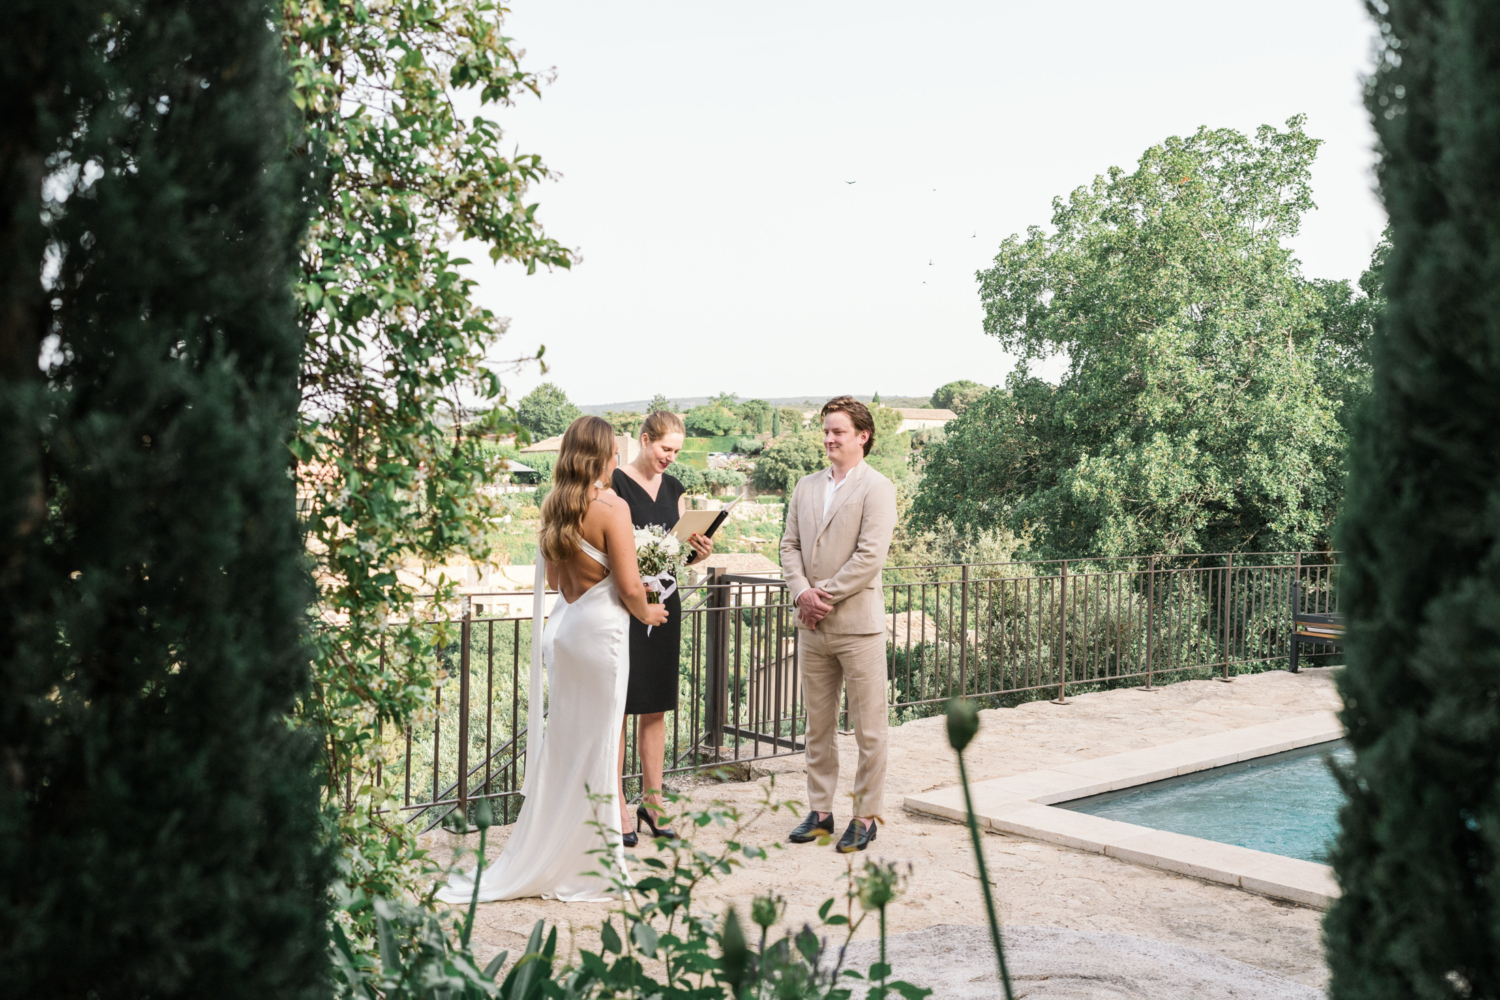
612;468;684;715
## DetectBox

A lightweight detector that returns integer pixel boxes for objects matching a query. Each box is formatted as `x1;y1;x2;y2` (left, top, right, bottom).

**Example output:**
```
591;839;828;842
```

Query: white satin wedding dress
437;538;631;903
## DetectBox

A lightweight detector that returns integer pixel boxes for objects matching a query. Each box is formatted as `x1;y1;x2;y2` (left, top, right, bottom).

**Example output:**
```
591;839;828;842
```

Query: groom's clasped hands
795;586;835;628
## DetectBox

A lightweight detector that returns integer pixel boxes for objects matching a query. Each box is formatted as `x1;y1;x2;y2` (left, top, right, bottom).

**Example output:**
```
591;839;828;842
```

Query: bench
1289;580;1344;673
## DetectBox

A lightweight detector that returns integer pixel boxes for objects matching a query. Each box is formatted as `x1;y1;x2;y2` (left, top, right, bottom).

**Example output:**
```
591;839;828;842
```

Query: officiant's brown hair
641;410;685;442
821;396;876;456
540;415;616;563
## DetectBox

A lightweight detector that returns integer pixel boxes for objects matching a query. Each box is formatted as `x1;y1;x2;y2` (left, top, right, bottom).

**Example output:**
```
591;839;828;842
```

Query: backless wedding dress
436;538;631;903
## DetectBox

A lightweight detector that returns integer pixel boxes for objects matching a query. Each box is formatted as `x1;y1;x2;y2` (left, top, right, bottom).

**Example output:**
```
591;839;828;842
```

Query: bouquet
633;525;689;633
633;524;689;605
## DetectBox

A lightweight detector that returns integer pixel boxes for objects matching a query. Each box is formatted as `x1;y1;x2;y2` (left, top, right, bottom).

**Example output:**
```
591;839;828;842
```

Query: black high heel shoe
621;827;639;849
636;804;677;841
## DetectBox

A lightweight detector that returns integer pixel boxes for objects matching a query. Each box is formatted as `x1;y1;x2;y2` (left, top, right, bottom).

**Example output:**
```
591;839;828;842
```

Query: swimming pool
1062;740;1352;863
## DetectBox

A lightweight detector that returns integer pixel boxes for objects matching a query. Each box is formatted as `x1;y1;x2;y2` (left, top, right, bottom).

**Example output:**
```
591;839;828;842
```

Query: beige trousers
799;628;888;818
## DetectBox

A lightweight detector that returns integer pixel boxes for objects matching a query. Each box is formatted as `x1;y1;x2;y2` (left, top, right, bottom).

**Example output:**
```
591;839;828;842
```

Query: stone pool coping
904;710;1343;909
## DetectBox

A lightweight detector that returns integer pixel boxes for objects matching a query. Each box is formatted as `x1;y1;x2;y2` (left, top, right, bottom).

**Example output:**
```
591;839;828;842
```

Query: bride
437;416;669;903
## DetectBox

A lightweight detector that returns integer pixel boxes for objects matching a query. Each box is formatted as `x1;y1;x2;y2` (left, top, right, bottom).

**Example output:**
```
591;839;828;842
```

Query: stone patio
430;666;1344;993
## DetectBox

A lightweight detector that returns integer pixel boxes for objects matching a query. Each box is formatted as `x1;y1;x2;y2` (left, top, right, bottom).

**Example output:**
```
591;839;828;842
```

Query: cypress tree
1325;1;1500;996
0;1;330;997
773;408;782;438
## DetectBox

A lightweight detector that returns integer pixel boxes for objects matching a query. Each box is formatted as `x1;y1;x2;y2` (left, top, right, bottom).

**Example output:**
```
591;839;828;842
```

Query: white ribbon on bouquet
642;571;677;635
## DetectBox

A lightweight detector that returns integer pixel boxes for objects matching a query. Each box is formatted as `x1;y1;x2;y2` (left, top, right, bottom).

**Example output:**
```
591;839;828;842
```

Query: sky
463;0;1387;409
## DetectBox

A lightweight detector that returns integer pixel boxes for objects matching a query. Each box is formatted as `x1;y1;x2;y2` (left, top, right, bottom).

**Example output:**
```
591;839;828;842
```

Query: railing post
1291;552;1302;671
1140;556;1157;691
457;601;471;824
705;567;728;751
1053;560;1069;704
959;563;970;698
1218;553;1234;683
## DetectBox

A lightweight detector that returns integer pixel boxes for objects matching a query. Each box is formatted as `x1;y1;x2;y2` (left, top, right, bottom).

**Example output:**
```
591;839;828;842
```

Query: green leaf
600;919;622;955
630;920;659;958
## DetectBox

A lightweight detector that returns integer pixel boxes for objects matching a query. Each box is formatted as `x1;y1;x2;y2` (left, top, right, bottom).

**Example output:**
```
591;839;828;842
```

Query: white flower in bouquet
633;524;688;601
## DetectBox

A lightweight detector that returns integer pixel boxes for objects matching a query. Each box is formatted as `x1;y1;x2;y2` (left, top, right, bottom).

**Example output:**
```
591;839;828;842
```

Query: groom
780;396;898;852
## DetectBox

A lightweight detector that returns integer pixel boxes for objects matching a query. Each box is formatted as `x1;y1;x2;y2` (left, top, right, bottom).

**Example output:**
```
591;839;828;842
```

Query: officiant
611;410;714;846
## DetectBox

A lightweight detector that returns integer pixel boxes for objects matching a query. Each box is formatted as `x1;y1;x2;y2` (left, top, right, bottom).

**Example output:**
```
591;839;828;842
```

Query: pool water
1062;740;1352;863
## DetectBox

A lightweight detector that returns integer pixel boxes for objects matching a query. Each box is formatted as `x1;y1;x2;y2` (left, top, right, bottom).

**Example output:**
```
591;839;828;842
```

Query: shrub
335;787;934;1000
668;462;706;492
0;1;330;994
704;469;747;495
1323;0;1500;993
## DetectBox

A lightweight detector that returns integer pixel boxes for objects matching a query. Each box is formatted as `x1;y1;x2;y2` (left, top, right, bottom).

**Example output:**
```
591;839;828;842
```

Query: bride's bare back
548;489;667;627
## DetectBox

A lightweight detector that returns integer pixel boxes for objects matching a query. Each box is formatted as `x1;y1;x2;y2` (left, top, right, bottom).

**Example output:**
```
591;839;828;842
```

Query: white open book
670;497;741;544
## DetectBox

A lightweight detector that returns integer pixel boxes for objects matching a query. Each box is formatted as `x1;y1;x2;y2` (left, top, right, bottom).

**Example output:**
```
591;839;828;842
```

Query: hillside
578;393;932;414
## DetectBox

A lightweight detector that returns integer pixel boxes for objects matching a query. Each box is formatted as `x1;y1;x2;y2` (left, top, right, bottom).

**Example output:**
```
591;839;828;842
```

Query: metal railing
339;551;1339;829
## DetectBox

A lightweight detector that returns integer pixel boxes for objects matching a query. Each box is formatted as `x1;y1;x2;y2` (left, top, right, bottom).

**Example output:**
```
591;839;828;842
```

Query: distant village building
893;407;958;432
521;433;639;464
518;434;564;453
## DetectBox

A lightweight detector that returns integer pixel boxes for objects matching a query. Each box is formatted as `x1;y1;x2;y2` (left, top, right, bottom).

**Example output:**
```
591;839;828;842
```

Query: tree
1323;3;1500;996
931;380;984;412
772;409;782;437
606;410;644;436
778;406;805;433
872;391;882;405
518;383;582;439
280;0;575;948
648;393;674;413
735;398;772;435
912;118;1374;558
1;1;329;994
753;431;828;491
685;404;740;437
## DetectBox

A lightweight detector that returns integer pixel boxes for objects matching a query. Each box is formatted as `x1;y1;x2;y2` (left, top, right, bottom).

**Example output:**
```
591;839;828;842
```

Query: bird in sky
928;259;933;266
845;180;856;185
972;231;977;238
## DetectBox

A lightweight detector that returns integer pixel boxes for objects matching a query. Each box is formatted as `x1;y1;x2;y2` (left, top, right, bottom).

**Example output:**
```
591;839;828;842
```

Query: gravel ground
836;924;1324;999
431;666;1343;992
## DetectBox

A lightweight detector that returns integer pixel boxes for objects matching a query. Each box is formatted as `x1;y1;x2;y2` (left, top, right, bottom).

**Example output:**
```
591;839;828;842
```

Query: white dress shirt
795;463;859;604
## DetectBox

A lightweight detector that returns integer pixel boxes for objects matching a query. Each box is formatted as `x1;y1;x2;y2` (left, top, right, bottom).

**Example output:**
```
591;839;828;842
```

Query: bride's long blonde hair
539;416;617;564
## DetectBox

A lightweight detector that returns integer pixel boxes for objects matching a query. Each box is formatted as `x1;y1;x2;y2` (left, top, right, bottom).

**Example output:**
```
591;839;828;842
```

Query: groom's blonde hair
539;416;616;563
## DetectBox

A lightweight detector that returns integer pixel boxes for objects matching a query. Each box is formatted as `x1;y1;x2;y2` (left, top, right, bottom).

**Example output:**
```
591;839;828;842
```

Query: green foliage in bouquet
1323;0;1500;995
0;0;329;993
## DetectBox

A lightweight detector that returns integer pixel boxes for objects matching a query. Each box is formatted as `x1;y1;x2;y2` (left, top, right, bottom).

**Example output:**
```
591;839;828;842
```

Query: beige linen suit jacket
779;461;898;634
